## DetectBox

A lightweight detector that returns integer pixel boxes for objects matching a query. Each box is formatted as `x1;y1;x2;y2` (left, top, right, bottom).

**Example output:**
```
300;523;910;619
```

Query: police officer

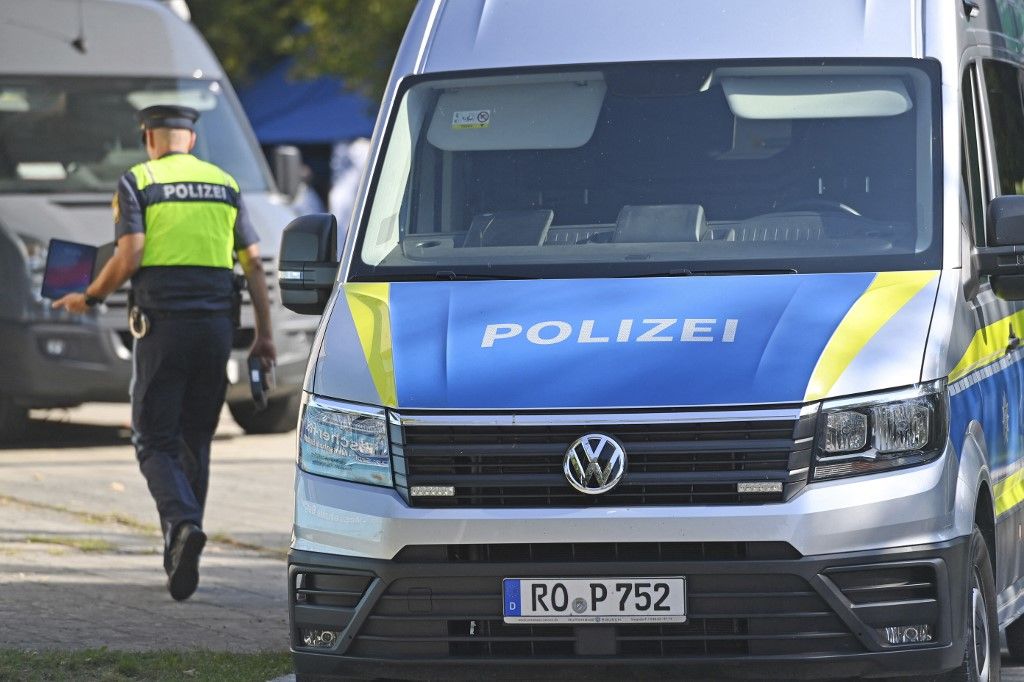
52;105;276;601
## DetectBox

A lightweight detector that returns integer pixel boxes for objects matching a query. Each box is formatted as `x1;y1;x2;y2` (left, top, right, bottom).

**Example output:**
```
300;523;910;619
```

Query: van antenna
71;0;86;53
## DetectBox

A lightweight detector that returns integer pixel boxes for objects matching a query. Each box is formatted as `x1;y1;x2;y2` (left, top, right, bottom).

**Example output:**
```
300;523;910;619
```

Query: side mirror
975;195;1024;300
278;213;339;315
273;145;303;202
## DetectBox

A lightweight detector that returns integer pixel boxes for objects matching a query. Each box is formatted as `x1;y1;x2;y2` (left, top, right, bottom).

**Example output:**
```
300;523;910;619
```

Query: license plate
502;577;686;624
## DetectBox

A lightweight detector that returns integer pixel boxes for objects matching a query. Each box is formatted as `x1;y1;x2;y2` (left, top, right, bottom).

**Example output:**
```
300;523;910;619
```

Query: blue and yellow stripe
804;271;938;402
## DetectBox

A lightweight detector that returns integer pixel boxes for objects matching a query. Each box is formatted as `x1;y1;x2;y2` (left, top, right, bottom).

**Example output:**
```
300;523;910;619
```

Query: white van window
355;60;941;279
962;65;986;245
982;60;1024;198
0;77;270;194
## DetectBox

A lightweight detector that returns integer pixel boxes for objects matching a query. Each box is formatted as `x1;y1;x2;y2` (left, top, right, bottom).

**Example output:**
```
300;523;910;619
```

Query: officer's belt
141;308;232;320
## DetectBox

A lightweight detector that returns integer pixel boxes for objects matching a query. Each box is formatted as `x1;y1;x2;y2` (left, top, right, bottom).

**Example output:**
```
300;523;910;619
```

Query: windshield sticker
452;109;491;130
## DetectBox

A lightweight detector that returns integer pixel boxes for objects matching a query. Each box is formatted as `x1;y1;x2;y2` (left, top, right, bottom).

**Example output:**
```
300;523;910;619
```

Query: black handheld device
248;356;268;411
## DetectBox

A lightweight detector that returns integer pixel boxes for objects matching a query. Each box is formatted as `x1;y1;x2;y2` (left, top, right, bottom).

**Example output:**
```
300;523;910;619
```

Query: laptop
41;239;100;300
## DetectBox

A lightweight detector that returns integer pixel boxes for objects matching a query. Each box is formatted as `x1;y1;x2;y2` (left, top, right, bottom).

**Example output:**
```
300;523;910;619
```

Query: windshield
353;60;941;279
0;76;270;193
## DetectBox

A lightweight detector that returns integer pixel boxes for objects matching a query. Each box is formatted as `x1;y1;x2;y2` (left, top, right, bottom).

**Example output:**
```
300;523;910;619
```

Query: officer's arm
51;233;144;313
238;243;277;367
86;233;145;299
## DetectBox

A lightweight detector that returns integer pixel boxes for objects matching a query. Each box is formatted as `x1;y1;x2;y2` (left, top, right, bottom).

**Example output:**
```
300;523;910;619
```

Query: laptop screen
42;239;98;300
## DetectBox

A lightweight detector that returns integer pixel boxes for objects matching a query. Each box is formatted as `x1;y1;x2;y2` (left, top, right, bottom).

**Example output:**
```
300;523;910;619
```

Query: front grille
292;571;373;634
824;562;940;635
294;571;372;608
394;413;814;508
335;570;860;659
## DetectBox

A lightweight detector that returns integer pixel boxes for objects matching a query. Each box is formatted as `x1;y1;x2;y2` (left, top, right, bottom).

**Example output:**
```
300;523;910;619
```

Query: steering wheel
774;198;862;216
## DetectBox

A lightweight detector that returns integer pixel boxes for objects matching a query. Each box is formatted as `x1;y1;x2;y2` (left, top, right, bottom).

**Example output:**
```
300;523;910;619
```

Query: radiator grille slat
397;414;814;507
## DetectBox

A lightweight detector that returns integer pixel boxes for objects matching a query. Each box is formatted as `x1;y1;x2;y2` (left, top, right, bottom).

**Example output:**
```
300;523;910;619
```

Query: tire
228;391;301;434
0;393;28;442
941;527;1000;681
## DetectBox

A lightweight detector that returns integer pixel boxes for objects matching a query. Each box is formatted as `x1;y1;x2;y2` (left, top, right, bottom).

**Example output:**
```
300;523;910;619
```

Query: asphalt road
2;403;1024;680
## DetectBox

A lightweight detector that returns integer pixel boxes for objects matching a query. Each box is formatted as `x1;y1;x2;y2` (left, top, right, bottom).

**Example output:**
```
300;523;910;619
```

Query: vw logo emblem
564;433;627;495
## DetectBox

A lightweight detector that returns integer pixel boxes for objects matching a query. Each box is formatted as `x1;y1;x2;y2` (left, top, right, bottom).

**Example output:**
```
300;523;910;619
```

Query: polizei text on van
481;318;739;347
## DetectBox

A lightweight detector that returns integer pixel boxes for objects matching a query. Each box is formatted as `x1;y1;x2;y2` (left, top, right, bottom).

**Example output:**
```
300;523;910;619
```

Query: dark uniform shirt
115;153;260;312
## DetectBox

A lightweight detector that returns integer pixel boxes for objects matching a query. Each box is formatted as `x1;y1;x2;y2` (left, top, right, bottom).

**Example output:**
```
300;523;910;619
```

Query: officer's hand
250;336;277;372
51;292;89;314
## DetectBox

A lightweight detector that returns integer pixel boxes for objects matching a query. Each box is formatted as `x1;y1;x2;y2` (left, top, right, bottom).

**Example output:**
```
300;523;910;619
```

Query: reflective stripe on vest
129;154;239;269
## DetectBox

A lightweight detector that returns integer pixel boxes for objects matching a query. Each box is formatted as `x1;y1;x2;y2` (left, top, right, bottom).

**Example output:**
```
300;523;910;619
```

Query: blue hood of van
319;272;939;410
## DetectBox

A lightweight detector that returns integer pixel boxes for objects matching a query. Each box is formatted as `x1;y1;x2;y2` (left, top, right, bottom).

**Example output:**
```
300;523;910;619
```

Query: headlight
813;383;947;481
298;397;392;487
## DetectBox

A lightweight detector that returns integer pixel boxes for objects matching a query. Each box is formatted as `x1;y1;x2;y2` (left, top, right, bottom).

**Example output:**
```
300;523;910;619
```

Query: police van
0;0;315;437
279;0;1024;678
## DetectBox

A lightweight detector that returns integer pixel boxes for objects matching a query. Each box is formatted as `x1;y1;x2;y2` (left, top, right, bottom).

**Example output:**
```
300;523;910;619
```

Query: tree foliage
189;0;417;102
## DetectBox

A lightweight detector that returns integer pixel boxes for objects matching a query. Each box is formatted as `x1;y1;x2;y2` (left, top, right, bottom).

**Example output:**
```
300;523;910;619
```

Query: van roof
0;0;224;78
416;0;925;74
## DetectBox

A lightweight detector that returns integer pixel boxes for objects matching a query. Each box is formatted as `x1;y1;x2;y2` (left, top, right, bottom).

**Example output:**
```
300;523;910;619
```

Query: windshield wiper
432;270;536;281
622;267;798;278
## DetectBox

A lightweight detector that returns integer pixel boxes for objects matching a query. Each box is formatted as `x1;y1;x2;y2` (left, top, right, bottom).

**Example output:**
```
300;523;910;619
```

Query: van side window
982;60;1024;196
962;65;986;245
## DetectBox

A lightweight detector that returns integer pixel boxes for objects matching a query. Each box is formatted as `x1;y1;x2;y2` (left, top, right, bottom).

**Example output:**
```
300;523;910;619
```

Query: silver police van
279;1;1024;678
0;0;315;438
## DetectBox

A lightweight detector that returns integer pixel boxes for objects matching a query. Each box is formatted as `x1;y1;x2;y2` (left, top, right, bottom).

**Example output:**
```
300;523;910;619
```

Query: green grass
25;535;118;553
0;649;292;681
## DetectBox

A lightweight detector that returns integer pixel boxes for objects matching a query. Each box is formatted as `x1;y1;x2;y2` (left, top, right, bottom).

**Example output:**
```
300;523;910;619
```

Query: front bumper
289;537;969;680
293;442;962;560
0;318;132;405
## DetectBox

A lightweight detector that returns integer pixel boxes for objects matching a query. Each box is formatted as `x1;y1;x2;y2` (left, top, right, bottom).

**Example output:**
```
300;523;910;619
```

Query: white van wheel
939;527;999;682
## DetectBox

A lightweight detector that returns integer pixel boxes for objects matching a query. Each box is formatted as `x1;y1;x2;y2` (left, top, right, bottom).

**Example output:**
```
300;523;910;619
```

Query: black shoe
167;522;206;601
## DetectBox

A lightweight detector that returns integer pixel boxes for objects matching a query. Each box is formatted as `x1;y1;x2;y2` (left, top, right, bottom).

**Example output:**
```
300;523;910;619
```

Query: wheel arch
956;420;995;564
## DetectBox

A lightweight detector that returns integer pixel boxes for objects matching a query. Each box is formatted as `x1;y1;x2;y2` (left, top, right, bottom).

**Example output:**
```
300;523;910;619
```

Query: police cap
137;105;200;131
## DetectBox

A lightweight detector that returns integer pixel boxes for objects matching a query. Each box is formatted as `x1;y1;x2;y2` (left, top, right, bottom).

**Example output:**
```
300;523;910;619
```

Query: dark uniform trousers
131;314;233;568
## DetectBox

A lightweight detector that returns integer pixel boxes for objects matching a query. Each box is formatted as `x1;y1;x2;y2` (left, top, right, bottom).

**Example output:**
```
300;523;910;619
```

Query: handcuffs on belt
128;305;150;339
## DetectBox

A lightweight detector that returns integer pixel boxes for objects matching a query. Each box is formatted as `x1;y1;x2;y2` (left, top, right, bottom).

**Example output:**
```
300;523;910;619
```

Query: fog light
301;628;339;649
45;339;67;356
882;624;932;645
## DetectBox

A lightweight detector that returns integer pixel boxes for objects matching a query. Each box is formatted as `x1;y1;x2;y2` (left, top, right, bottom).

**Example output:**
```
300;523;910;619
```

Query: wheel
228;391;301;434
941;527;999;681
0;393;28;442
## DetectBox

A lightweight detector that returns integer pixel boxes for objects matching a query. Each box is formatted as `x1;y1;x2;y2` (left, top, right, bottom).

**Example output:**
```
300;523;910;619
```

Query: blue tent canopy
237;61;376;145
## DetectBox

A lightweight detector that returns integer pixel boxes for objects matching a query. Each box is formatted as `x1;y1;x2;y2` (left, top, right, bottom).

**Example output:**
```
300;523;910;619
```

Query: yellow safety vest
129;154;238;269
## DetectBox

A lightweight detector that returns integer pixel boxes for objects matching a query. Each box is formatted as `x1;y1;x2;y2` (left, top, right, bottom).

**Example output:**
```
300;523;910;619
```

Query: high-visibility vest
129;154;238;269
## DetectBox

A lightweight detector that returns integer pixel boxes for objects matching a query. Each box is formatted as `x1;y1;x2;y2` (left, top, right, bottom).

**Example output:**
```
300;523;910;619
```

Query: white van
279;1;1024;679
0;0;315;437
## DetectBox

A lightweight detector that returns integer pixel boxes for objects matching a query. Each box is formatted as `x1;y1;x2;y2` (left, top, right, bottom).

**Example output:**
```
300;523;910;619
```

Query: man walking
52;104;276;600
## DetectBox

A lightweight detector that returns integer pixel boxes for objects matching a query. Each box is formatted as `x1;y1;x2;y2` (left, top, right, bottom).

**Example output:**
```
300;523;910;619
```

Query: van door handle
1009;324;1020;353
